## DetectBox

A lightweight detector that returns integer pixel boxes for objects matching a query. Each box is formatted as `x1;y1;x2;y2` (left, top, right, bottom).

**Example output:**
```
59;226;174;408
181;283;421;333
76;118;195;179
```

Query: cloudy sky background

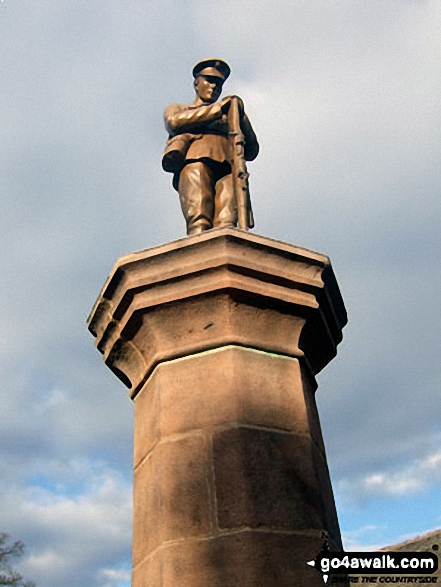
1;1;440;585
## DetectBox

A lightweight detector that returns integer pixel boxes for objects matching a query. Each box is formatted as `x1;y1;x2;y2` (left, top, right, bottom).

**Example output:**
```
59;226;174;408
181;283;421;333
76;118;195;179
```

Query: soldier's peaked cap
192;58;230;81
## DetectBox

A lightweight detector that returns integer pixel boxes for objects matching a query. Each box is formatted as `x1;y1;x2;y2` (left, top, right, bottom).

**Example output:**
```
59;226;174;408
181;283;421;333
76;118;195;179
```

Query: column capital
88;228;347;397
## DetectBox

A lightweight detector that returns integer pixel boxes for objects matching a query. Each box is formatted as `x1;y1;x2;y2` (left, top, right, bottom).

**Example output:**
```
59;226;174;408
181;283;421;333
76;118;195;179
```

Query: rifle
228;97;254;230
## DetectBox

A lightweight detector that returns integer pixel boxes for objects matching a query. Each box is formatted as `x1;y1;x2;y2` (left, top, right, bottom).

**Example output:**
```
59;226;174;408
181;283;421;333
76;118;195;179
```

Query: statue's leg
178;162;215;235
213;173;237;228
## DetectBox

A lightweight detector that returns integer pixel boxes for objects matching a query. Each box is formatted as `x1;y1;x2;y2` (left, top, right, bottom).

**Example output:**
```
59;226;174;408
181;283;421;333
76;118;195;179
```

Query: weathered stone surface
314;448;343;547
131;551;162;587
133;375;159;467
132;448;159;564
133;434;212;566
212;427;324;533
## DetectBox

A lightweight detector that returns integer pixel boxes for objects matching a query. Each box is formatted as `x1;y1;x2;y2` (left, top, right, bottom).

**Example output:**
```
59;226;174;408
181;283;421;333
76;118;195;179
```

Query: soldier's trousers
178;160;237;235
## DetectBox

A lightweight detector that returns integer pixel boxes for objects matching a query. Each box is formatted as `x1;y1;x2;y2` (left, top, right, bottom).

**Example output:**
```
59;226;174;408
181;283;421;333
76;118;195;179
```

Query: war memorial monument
88;58;348;586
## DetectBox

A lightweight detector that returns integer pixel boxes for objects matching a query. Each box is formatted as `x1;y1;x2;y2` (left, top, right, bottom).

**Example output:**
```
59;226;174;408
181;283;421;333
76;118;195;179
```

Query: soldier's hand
221;95;245;117
220;96;232;113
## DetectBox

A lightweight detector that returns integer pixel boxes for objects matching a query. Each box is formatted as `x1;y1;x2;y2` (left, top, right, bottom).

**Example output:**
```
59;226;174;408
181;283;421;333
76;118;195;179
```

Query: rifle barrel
228;98;250;230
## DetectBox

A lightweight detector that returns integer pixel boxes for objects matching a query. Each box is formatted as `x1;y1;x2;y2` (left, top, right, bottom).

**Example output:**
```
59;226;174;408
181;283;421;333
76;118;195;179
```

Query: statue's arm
164;103;223;135
241;113;259;161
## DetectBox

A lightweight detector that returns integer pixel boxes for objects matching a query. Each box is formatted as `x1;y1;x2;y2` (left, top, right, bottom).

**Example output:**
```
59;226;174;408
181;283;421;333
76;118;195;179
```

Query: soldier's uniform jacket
162;100;259;179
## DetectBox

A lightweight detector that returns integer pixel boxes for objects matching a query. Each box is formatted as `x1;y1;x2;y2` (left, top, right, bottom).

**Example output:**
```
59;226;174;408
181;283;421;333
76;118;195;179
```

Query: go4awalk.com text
307;551;438;584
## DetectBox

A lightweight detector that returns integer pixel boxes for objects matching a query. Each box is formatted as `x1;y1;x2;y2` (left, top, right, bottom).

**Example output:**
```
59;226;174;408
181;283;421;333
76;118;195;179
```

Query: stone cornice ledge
88;229;347;394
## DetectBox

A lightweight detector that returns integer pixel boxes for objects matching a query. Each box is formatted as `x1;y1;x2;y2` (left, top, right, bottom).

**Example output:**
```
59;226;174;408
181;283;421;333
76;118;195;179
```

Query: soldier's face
194;75;223;103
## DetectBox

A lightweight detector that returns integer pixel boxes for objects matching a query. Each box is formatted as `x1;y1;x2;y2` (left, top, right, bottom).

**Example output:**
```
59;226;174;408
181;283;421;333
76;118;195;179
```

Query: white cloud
1;462;132;587
340;449;441;501
97;566;131;587
25;550;66;573
342;524;387;551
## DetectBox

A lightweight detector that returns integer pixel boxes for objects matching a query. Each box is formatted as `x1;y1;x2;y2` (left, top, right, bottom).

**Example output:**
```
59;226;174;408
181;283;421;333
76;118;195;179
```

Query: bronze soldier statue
162;58;259;235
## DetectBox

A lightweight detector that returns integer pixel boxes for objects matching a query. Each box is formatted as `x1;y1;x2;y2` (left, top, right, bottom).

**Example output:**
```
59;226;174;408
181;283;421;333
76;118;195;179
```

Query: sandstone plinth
88;228;347;587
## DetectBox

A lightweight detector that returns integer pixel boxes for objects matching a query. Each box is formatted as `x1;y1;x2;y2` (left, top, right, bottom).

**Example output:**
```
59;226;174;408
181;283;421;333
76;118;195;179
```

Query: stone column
88;228;347;587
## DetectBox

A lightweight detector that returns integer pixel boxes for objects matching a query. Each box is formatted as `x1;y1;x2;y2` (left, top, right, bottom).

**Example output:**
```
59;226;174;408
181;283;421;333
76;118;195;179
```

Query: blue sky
1;1;440;585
